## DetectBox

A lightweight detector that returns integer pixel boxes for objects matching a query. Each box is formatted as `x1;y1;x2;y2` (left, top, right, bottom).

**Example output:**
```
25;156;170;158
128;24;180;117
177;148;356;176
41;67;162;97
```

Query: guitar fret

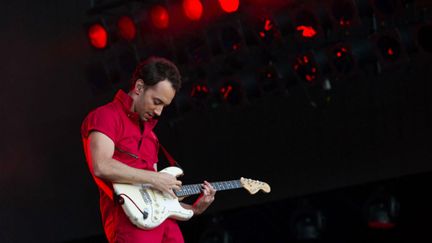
176;180;242;197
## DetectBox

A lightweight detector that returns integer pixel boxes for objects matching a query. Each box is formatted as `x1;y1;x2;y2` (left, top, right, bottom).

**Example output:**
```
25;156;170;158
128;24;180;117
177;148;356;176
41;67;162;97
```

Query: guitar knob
142;211;148;219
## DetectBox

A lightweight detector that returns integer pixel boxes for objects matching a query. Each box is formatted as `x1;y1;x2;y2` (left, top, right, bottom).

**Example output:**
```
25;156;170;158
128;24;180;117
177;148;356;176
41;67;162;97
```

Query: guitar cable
116;193;149;219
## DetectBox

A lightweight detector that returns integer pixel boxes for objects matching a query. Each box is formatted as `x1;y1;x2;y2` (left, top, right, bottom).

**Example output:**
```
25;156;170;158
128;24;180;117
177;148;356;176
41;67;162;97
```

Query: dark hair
130;56;181;91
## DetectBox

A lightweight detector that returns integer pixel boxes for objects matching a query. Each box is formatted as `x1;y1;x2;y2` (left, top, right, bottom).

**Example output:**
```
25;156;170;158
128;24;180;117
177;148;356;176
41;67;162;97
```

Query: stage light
417;23;432;53
117;15;137;41
256;16;281;45
329;43;356;75
218;0;239;14
292;53;319;85
150;5;170;29
183;0;203;21
218;79;244;105
290;199;325;241
258;61;281;93
220;25;243;52
87;23;109;49
364;189;399;230
190;82;210;99
375;34;402;62
330;0;358;28
186;34;210;64
293;9;320;40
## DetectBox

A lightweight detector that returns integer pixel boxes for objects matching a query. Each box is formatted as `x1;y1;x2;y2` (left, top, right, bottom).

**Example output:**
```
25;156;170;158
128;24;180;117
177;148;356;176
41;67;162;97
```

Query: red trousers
105;207;184;243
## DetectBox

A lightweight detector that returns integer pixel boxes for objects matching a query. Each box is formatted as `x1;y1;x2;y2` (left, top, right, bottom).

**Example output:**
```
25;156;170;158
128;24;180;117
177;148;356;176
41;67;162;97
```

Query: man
81;56;216;243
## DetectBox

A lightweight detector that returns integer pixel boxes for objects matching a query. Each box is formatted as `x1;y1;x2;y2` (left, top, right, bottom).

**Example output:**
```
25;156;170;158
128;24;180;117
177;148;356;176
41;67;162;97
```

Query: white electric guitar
113;166;271;230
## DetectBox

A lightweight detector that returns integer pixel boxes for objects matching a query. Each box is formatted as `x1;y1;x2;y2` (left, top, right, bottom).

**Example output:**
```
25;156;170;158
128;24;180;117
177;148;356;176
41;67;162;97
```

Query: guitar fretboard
175;180;242;197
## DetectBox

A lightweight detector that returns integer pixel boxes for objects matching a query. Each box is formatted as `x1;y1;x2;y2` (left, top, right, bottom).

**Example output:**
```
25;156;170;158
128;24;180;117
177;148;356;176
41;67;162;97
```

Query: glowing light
183;0;203;21
117;16;136;41
88;23;108;49
151;5;169;29
264;19;273;31
218;0;239;13
293;54;319;84
221;85;233;99
191;83;209;98
331;45;354;75
296;25;317;38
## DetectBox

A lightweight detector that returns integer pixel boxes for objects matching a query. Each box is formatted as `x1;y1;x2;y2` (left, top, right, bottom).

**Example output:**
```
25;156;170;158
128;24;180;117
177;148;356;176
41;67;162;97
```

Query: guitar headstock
240;177;271;194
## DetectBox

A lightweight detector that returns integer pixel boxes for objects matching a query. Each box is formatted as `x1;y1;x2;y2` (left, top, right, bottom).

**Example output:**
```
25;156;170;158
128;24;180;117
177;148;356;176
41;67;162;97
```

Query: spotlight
220;24;243;52
218;0;240;14
292;53;319;85
376;35;402;61
371;29;406;68
293;8;320;40
330;0;359;28
183;0;203;21
290;199;325;241
186;33;211;64
191;83;210;99
328;43;356;75
87;22;109;49
255;15;282;46
150;5;170;29
116;15;137;41
258;61;282;94
218;78;245;105
364;189;399;230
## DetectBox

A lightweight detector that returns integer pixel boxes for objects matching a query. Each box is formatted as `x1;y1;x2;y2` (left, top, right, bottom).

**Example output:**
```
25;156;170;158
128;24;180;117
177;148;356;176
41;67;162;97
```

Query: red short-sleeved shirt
81;90;183;243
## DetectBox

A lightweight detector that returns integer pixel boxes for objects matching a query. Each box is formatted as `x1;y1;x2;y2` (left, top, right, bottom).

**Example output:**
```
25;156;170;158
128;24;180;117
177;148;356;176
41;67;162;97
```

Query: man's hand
151;172;182;198
192;181;216;215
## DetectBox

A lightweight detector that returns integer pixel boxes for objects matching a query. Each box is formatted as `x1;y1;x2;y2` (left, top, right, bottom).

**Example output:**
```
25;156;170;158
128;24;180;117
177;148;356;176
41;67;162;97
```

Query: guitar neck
175;180;242;197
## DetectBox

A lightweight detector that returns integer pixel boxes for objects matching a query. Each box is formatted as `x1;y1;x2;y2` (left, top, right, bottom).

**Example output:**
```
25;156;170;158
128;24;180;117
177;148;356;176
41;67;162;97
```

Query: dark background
1;0;431;242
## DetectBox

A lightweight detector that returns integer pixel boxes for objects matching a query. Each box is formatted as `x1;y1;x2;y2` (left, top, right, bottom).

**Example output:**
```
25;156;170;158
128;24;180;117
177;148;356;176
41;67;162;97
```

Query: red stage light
88;23;108;49
257;17;281;44
376;35;401;61
331;0;356;28
294;9;320;40
190;83;209;98
296;25;317;38
218;0;239;13
117;16;136;41
293;54;319;84
330;45;355;75
183;0;203;21
151;5;170;29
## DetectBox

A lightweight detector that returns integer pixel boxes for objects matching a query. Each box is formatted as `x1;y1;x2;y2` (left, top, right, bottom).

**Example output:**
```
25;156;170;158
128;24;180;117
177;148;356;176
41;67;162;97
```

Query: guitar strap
159;144;181;168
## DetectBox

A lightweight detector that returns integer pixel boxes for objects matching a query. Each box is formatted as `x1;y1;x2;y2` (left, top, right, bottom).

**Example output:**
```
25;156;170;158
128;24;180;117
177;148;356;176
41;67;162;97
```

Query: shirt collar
114;90;158;129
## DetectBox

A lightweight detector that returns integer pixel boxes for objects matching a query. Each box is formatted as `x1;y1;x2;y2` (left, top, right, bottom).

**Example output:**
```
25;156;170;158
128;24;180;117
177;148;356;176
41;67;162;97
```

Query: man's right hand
151;172;182;198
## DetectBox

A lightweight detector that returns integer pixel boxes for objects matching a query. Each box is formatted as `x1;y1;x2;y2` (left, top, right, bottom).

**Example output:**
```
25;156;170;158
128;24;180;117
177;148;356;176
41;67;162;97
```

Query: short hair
130;56;181;91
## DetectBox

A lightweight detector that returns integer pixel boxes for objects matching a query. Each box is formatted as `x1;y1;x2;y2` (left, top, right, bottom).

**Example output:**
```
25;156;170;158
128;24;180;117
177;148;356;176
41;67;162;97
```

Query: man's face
134;79;176;121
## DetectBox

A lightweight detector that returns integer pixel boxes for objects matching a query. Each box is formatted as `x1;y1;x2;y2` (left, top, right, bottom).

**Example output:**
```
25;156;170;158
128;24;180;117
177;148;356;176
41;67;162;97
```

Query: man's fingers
172;185;181;191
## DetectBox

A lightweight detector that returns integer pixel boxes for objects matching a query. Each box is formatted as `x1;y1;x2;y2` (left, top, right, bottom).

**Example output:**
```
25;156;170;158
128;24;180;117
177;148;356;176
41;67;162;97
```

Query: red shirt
81;90;161;242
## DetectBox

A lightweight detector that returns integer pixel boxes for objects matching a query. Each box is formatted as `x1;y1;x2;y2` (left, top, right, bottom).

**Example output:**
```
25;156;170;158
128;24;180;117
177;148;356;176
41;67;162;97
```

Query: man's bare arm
87;131;181;197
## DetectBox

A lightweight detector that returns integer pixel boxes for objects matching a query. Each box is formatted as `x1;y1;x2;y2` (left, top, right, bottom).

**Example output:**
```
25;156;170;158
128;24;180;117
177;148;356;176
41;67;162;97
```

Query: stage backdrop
0;1;431;242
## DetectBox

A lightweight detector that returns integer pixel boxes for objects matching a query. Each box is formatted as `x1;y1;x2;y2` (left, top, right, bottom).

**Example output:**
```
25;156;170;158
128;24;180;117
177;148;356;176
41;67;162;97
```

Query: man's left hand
193;181;216;215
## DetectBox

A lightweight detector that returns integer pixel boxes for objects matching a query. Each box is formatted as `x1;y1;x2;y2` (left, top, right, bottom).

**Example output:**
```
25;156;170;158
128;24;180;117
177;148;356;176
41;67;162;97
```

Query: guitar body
113;166;271;230
113;167;194;230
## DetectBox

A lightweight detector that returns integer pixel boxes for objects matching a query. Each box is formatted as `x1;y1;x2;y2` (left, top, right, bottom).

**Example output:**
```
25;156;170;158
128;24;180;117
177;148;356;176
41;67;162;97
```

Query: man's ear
134;79;145;94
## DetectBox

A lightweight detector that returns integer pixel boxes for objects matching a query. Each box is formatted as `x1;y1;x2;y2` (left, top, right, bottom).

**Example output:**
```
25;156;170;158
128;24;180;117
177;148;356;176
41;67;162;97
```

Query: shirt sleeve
81;106;119;144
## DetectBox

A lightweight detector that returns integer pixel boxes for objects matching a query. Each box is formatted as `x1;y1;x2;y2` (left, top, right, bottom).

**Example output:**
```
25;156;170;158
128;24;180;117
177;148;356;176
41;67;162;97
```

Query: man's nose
154;106;163;116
